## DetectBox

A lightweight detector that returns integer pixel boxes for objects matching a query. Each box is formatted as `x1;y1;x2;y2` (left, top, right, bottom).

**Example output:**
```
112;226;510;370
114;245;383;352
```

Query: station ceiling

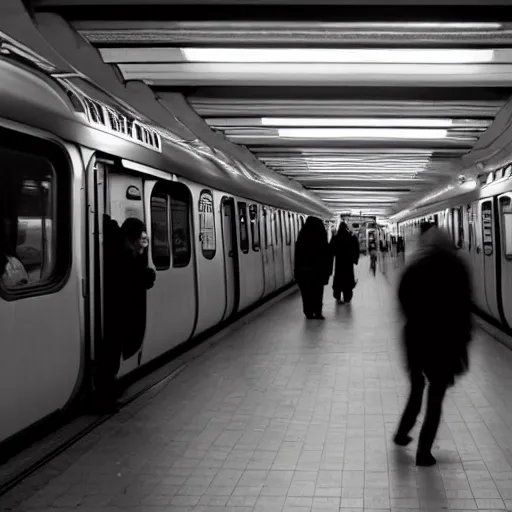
32;1;512;218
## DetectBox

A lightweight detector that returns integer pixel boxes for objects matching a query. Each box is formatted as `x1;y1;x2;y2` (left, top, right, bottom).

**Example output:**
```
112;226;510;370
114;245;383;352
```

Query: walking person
393;223;472;466
330;221;360;304
294;216;332;319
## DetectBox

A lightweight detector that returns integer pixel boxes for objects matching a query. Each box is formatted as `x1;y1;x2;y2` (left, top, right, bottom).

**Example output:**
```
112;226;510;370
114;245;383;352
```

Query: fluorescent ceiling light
262;118;455;128
182;48;494;64
296;170;421;174
278;128;448;139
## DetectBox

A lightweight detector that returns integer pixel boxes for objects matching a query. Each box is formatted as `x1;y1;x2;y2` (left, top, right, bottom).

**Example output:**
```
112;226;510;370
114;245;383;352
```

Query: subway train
393;169;512;333
0;42;331;446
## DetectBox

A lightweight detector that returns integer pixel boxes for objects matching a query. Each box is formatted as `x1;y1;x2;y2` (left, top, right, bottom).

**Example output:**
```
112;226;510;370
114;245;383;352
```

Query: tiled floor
3;256;512;512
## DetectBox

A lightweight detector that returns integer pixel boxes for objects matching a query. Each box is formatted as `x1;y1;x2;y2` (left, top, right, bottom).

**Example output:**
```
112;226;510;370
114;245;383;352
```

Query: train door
479;199;500;320
141;180;197;363
221;197;240;319
498;194;512;328
262;207;276;295
99;165;147;377
273;210;285;289
469;202;487;313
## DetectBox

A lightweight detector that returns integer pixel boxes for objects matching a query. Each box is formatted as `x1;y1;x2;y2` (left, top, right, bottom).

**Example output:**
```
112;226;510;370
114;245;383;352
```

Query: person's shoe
314;313;325;320
305;313;315;319
336;299;344;305
393;433;413;446
416;451;437;467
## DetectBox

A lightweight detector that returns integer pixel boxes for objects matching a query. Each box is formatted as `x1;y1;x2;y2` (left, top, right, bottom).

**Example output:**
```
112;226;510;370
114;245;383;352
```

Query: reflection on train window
170;184;191;268
199;190;216;260
249;204;260;251
150;190;170;270
500;196;512;258
262;208;268;249
0;149;57;290
238;202;249;254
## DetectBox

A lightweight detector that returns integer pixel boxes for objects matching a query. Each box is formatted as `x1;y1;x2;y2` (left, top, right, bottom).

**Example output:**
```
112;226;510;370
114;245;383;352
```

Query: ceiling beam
119;62;512;87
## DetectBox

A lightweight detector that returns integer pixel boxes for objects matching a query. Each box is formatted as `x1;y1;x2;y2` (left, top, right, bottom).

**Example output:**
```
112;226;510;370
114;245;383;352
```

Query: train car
0;39;330;447
391;168;512;333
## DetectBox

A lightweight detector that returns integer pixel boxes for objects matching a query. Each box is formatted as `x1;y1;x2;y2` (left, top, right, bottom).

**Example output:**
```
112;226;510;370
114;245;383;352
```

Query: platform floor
3;258;512;512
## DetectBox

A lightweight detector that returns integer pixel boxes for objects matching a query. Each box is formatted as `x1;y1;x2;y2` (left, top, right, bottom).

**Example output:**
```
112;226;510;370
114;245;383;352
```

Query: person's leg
343;287;353;303
332;280;341;301
94;338;122;412
313;283;325;318
394;370;425;445
416;380;448;466
299;281;314;318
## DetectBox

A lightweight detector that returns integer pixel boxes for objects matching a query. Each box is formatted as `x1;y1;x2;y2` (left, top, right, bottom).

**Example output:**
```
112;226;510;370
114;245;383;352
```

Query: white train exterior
391;167;512;333
0;39;331;446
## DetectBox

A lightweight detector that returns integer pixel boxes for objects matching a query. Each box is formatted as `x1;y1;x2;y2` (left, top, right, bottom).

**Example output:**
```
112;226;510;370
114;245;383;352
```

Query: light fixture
278;128;449;139
461;179;477;190
182;48;495;64
262;118;456;128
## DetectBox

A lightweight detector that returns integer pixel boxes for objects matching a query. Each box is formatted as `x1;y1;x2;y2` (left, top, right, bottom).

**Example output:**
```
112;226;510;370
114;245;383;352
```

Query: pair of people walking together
294;217;358;319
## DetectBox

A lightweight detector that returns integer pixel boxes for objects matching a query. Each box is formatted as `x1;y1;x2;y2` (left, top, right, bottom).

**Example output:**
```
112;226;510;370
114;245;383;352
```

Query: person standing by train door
96;216;156;412
393;223;472;466
330;221;360;304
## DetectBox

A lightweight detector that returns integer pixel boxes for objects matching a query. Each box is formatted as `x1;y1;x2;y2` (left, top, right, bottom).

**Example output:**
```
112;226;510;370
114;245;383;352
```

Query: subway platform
2;258;512;512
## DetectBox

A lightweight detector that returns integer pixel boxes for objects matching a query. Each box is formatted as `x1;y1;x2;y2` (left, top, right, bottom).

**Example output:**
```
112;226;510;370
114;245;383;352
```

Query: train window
263;208;268;249
452;208;464;249
467;205;473;251
150;189;171;270
286;213;292;245
170;184;191;267
482;201;493;257
273;211;279;246
0;137;71;297
249;204;260;251
499;196;512;258
238;202;249;254
198;190;216;260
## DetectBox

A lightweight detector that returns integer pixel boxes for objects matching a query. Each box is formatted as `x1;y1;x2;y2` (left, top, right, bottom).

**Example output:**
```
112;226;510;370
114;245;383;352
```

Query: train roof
0;41;331;218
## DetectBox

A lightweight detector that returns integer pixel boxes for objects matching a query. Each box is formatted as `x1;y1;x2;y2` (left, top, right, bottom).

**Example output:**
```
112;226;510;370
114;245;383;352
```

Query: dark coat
330;230;360;292
398;233;472;386
103;216;156;361
294;224;331;285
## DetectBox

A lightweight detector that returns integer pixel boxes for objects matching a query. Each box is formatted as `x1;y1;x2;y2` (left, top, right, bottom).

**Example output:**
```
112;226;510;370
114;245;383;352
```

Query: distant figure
96;216;156;411
294;216;331;319
330;222;360;304
394;224;472;466
368;237;378;273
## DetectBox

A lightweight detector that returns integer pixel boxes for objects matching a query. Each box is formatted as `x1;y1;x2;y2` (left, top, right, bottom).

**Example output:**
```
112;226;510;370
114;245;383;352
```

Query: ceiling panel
72;18;512;218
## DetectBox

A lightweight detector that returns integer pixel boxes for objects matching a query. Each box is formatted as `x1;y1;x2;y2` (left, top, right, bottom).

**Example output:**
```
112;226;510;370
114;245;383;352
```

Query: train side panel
0;128;83;443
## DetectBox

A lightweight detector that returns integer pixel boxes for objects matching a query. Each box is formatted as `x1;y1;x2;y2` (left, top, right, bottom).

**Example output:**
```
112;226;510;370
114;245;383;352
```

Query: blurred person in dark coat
294;216;332;319
394;223;472;466
330;221;360;304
